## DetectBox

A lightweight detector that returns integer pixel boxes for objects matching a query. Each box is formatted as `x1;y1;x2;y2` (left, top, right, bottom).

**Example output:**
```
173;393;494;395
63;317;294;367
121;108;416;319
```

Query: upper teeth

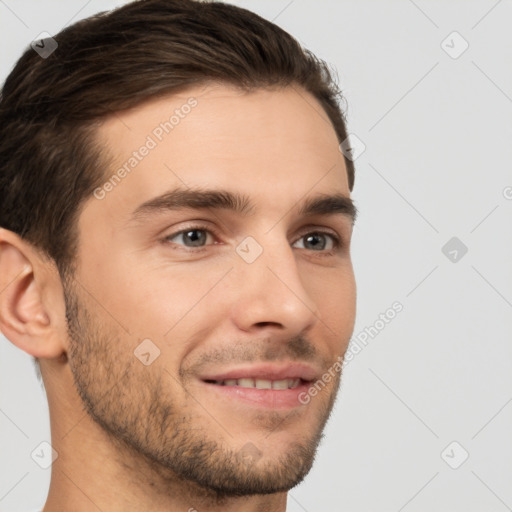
213;378;301;389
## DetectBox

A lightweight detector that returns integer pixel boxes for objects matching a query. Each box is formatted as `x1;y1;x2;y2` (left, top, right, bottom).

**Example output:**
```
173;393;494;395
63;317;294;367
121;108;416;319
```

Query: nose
230;236;319;336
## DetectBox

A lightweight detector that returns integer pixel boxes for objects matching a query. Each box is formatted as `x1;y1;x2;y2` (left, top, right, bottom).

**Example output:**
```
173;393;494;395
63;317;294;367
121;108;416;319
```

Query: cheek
305;264;356;344
89;249;226;334
104;260;231;368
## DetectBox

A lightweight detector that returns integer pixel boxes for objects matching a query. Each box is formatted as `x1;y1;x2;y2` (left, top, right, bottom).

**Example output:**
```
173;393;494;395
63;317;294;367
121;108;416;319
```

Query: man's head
0;0;357;504
0;0;355;277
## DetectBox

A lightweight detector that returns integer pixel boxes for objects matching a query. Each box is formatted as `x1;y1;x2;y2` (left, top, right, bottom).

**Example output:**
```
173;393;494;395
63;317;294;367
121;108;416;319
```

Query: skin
0;83;356;512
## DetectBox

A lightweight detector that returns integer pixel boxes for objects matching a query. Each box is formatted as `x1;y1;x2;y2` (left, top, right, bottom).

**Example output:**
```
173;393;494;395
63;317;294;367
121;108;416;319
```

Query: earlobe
0;230;66;359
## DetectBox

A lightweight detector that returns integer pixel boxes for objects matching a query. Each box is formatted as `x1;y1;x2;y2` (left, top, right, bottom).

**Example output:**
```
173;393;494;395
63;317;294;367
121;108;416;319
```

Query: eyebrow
131;187;357;224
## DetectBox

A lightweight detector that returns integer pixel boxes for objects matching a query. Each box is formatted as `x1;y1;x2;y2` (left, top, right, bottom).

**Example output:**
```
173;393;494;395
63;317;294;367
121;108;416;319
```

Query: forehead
88;83;349;222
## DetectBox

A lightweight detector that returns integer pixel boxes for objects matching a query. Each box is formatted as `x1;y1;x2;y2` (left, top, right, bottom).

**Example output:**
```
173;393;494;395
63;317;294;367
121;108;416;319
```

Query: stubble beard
62;277;342;501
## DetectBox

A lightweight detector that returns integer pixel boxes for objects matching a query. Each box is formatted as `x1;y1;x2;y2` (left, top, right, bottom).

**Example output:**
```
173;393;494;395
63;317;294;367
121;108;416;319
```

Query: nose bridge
230;232;318;331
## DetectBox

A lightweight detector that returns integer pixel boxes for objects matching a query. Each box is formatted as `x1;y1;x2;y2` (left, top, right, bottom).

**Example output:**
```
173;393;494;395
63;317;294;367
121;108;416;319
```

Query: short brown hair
0;0;355;277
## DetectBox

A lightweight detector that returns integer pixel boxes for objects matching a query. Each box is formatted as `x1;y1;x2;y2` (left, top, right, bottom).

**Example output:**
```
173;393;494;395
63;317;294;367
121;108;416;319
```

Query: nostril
254;321;282;328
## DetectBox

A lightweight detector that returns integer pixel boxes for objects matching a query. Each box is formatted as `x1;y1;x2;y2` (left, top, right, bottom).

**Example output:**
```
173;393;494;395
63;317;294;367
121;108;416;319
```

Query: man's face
64;83;356;496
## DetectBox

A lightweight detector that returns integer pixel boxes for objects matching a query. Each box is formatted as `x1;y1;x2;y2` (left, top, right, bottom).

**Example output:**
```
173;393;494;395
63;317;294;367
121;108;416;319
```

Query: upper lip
199;363;319;382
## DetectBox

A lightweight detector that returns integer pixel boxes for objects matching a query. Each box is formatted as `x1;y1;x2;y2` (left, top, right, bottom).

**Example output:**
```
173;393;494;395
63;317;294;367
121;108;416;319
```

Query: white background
1;1;511;511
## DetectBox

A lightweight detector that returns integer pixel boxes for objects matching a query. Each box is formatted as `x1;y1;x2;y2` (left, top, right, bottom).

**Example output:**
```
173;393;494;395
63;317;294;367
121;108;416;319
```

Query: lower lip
200;380;311;409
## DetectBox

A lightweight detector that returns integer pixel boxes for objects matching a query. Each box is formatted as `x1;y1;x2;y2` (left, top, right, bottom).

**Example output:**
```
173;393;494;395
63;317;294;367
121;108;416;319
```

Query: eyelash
161;224;343;254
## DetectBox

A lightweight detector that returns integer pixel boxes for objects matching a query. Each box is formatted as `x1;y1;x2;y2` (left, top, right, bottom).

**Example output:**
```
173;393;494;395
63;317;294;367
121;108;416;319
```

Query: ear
0;228;67;359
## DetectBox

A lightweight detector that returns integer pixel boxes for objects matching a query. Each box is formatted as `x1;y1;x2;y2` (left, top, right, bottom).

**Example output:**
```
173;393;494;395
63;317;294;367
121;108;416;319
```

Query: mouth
198;363;318;409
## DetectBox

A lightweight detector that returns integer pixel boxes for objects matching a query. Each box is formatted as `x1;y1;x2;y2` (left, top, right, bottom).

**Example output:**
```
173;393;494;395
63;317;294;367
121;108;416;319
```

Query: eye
162;226;342;253
292;231;340;251
164;227;215;248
